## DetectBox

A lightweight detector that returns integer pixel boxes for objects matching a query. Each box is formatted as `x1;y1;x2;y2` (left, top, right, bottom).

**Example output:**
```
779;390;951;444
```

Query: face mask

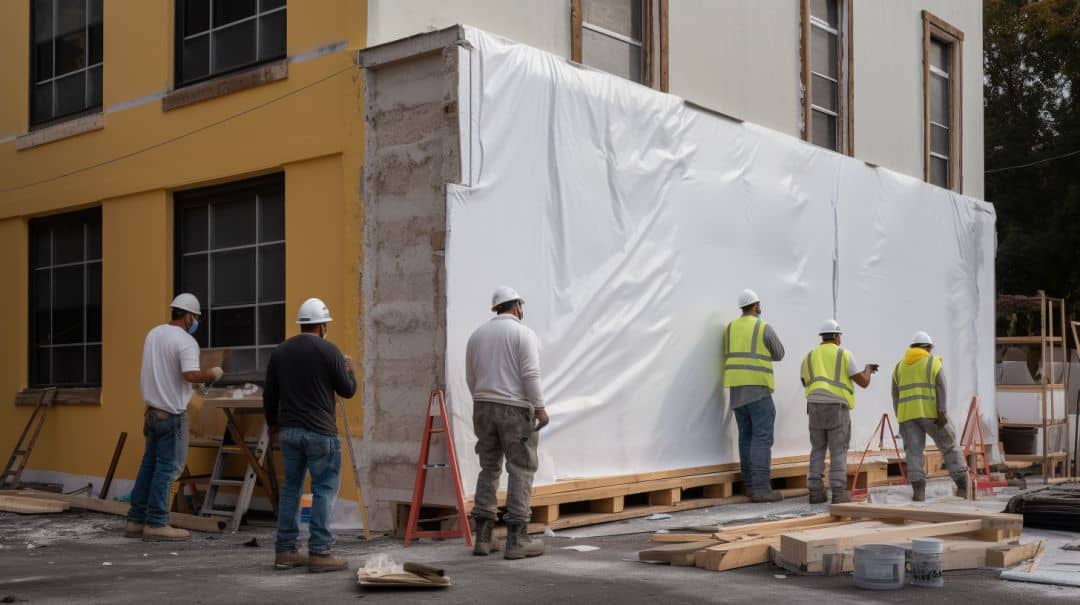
187;319;200;335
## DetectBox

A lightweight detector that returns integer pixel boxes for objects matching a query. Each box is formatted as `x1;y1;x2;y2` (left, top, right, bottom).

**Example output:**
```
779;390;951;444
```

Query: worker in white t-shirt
125;293;223;541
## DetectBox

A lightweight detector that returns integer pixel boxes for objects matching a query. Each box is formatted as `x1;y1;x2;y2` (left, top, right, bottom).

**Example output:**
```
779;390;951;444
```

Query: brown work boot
808;489;827;504
142;525;190;542
953;475;970;499
751;490;783;503
124;521;145;538
308;553;349;573
911;480;926;502
504;522;544;560
274;550;308;570
742;486;753;498
472;518;500;556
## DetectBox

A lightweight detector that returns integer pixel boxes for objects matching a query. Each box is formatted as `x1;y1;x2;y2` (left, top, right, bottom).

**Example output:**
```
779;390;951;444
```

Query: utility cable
984;148;1080;174
1;64;357;194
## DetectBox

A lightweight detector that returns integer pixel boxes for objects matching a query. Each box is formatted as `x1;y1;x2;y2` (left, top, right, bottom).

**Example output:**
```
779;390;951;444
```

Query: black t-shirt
263;334;356;435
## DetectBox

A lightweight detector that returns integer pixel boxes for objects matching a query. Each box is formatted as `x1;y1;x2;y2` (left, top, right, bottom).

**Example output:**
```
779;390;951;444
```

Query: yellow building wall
0;0;368;511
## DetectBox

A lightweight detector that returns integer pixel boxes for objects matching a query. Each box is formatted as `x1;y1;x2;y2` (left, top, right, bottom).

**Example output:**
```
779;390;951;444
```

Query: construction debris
356;555;451;589
639;503;1042;575
0;489;224;533
1004;483;1080;531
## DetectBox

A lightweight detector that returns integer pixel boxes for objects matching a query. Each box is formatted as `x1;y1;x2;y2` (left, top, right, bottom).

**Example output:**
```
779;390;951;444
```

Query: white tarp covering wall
445;28;996;491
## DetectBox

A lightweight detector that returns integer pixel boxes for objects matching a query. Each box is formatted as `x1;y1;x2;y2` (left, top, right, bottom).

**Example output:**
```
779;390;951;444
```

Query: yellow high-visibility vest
801;343;855;409
723;316;775;390
893;352;943;422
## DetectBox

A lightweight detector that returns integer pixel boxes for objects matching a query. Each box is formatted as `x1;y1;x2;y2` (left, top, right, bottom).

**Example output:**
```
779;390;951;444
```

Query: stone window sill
163;60;289;112
15;387;102;406
16;113;104;151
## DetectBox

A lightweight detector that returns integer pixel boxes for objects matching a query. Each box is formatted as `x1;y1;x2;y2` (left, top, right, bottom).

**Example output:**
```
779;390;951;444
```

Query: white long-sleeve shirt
465;314;545;409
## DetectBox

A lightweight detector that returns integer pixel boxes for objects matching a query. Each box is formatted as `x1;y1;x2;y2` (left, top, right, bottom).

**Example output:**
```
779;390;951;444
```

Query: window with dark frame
174;174;285;383
174;0;287;87
571;0;668;91
802;0;851;154
29;208;102;388
30;0;103;126
922;11;963;192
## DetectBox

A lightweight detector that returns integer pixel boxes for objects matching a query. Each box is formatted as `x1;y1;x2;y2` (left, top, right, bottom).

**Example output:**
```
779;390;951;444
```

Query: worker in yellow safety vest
892;331;968;501
722;289;785;503
800;319;877;504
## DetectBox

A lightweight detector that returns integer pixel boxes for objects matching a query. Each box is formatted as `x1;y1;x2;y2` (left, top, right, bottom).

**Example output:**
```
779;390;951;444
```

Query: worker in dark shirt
263;297;356;573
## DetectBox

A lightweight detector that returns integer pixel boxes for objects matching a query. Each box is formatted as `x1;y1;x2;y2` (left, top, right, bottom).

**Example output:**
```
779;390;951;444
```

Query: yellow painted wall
0;0;367;506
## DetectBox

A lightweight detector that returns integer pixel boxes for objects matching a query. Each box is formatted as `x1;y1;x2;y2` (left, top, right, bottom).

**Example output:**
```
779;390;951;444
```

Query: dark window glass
581;0;644;83
175;0;287;87
29;208;102;387
175;175;285;382
582;0;642;40
31;0;103;125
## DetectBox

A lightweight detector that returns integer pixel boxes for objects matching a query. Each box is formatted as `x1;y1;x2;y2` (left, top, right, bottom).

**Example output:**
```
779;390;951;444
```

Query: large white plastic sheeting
444;28;996;492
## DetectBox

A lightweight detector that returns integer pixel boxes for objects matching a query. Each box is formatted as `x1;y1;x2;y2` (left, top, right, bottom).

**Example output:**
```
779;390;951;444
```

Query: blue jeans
733;395;776;492
127;408;188;527
276;427;341;555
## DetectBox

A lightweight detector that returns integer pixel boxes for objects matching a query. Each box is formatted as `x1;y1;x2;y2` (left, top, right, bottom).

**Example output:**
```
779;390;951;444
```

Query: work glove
207;367;225;383
935;413;948;428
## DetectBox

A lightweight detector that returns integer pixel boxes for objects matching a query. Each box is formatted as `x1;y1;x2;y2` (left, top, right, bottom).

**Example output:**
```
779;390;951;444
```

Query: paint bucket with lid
853;544;906;590
910;538;944;587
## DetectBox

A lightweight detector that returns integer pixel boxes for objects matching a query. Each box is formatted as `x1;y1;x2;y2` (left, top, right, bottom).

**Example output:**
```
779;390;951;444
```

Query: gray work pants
900;418;968;483
807;403;851;493
470;401;539;525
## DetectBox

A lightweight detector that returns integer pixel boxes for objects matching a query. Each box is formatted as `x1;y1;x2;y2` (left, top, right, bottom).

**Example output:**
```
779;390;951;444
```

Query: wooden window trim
922;10;963;193
570;0;669;92
800;0;854;155
15;387;101;406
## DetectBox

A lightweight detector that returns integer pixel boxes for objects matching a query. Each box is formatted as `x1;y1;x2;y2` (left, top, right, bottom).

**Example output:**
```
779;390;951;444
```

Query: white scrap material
543;527;556;537
562;545;599;552
774;574;787;579
645;514;672;521
1000;570;1080;588
102;562;112;566
359;553;404;577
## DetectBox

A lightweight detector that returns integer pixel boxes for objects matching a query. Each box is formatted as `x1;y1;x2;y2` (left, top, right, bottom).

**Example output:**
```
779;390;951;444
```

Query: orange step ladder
960;396;1008;498
850;413;907;500
404;388;472;547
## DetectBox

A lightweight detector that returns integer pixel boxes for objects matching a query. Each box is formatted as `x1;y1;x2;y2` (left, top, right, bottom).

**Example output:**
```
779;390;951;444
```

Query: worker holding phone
800;320;878;504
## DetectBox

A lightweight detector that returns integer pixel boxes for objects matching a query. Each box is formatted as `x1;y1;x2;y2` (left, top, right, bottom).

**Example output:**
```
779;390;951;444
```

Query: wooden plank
639;540;721;566
781;520;984;567
0;495;69;514
713;513;838;539
650;533;718;544
828;503;1022;529
715;520;853;543
987;541;1045;568
4;490;225;533
695;537;780;571
702;483;733;498
532;504;559;525
649;488;680;506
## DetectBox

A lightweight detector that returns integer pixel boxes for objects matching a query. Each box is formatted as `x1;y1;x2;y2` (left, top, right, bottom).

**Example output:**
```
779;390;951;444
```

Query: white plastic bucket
910;538;944;588
854;544;906;590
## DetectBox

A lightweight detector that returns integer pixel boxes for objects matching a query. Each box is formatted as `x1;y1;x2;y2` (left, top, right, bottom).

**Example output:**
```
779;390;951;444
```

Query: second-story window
175;0;287;87
31;0;103;126
572;0;668;91
923;11;964;192
802;0;851;154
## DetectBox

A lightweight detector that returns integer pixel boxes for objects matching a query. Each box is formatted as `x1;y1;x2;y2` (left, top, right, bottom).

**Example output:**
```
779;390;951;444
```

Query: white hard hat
170;293;202;316
818;319;842;335
491;286;524;311
296;297;333;325
911;331;933;346
737;289;760;309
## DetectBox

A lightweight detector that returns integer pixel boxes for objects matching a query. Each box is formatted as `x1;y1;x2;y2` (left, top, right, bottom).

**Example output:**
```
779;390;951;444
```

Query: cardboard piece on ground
0;494;69;514
357;571;452;588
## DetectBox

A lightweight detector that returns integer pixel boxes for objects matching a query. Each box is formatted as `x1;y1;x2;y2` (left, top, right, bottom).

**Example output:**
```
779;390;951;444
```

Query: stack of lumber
639;503;1042;574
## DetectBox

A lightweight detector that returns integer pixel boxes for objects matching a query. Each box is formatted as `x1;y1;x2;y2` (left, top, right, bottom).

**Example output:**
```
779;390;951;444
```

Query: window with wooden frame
30;0;104;127
922;11;963;192
174;174;285;383
29;208;102;389
801;0;853;154
174;0;287;88
570;0;668;91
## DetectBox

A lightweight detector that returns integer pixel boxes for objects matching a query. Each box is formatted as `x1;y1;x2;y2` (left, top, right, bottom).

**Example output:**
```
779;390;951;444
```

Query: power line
985;147;1080;174
1;64;357;194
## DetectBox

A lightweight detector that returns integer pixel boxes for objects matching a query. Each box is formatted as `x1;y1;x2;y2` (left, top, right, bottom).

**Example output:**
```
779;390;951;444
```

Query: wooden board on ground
695;537;780;571
828;503;1023;529
0;494;69;514
639;540;721;566
1;489;225;533
780;519;985;568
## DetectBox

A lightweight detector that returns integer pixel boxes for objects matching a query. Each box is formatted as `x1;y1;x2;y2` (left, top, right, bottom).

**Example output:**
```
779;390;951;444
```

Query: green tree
985;0;1080;312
